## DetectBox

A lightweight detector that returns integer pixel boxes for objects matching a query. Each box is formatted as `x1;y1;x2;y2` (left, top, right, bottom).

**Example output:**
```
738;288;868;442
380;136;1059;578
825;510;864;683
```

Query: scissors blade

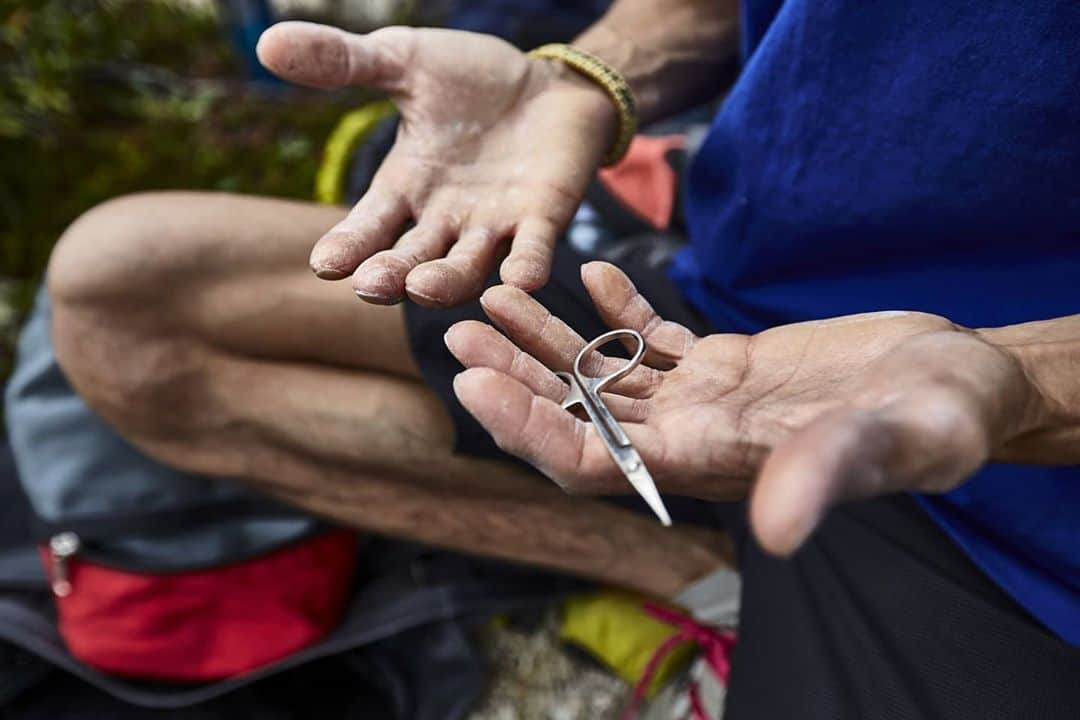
617;448;672;527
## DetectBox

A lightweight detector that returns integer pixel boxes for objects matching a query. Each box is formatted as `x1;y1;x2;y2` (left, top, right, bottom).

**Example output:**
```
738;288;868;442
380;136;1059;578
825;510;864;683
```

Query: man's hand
258;22;615;306
444;262;1049;555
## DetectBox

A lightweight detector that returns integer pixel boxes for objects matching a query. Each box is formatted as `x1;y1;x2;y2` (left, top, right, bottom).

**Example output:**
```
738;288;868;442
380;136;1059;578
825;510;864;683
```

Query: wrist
573;23;662;124
540;57;619;134
572;3;741;123
528;44;636;165
977;325;1080;463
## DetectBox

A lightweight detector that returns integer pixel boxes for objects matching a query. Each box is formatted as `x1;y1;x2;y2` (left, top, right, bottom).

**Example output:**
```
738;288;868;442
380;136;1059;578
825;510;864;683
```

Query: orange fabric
41;530;358;681
598;134;686;230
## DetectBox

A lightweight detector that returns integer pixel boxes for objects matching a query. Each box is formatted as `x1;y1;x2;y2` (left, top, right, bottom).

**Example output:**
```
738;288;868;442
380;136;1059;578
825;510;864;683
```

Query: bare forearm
980;315;1080;464
574;0;740;123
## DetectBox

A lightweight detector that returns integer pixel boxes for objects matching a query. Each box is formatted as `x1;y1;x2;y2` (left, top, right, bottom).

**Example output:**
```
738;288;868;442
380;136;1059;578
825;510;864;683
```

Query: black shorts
405;242;1080;719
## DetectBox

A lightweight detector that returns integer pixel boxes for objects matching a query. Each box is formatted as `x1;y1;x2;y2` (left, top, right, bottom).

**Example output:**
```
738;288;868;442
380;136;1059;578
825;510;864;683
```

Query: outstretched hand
258;22;615;306
444;262;1039;555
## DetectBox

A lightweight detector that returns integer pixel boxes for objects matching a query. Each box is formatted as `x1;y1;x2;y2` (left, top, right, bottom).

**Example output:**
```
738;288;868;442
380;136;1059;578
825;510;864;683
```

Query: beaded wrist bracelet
528;43;639;166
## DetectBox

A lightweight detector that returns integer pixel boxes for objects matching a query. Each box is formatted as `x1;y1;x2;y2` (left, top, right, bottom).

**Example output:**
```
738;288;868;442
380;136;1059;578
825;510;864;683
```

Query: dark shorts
405;242;1080;719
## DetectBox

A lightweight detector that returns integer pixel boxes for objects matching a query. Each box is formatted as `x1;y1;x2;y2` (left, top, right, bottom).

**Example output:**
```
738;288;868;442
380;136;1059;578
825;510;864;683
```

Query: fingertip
502;225;554;290
256;21;343;86
354;289;404;305
478;284;501;307
309;241;352;279
312;265;349;280
405;262;457;307
452;367;507;408
749;487;823;557
579;260;605;282
580;260;616;283
499;258;549;291
353;258;408;304
254;26;276;66
405;287;443;307
451;366;483;394
354;290;403;305
581;260;637;309
443;323;463;353
255;21;293;66
479;283;528;312
444;320;486;357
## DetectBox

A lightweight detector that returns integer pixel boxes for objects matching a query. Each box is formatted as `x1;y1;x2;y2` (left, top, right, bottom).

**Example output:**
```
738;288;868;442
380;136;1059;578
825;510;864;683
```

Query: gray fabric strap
4;288;318;568
0;549;47;589
674;567;741;627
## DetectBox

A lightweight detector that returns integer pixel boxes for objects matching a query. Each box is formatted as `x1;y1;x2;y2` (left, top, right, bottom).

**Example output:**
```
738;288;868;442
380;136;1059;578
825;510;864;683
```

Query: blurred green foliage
0;0;367;397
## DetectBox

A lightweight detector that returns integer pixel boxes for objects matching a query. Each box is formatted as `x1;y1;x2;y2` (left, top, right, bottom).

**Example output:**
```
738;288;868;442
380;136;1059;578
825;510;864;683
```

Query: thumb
257;21;411;92
750;390;991;556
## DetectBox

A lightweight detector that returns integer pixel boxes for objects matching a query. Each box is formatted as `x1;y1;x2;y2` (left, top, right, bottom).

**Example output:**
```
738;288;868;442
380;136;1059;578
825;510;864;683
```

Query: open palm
445;262;1034;554
258;22;615;306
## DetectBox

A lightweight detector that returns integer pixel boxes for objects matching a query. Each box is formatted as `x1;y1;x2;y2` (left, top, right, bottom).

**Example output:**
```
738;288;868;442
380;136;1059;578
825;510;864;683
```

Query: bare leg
47;192;731;598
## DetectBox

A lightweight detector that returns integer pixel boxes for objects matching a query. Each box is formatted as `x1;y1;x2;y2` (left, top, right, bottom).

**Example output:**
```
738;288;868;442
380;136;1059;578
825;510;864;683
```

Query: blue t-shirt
673;0;1080;643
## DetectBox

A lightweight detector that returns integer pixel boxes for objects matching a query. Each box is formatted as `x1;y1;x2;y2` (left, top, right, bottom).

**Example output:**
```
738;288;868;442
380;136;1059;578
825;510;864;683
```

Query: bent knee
50;294;201;434
47;191;339;308
46;194;210;431
50;298;235;476
47;191;206;307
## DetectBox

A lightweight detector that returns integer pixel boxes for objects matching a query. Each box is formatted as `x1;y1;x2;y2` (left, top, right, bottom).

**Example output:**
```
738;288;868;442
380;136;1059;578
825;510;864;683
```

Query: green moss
0;0;370;410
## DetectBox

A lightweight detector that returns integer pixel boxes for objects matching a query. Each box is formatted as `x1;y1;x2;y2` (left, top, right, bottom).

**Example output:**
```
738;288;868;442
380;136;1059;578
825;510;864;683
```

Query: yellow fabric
527;43;638;166
559;591;695;697
315;100;397;205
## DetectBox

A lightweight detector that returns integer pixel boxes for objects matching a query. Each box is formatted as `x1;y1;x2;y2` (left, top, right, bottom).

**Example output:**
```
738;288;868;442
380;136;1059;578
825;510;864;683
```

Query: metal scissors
556;329;672;526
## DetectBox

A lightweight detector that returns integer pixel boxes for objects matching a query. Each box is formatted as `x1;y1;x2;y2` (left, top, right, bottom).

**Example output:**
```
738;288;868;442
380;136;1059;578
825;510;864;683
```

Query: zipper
41;525;345;588
49;531;81;598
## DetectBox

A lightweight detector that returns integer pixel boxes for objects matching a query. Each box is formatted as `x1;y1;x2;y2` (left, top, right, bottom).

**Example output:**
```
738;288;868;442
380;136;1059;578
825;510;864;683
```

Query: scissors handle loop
574;328;646;393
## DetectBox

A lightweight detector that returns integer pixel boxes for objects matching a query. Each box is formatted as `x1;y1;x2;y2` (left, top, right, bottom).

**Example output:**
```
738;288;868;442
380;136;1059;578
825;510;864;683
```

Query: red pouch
40;529;358;681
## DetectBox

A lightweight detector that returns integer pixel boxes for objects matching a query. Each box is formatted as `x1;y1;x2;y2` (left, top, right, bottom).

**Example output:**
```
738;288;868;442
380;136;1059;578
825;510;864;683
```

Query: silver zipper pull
49;532;81;598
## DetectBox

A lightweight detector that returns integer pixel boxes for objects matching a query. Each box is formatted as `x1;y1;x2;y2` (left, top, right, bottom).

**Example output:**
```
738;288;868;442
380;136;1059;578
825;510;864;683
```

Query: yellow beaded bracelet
528;43;638;166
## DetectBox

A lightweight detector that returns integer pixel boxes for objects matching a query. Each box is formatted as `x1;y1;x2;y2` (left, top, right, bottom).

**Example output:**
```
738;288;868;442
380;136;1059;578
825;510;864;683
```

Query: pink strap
621;603;737;720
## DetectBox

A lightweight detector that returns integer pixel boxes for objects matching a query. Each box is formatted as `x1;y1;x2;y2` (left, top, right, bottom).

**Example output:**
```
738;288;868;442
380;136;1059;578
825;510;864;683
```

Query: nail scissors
556;329;672;526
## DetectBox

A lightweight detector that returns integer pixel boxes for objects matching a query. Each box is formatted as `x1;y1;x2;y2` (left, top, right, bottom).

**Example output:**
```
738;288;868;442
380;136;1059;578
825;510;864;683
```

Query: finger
581;261;699;369
257;22;412;93
452;368;639;492
751;390;991;556
444;321;650;422
479;285;664;398
445;321;566;400
405;227;504;307
499;216;559;291
353;222;454;304
309;189;410;280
